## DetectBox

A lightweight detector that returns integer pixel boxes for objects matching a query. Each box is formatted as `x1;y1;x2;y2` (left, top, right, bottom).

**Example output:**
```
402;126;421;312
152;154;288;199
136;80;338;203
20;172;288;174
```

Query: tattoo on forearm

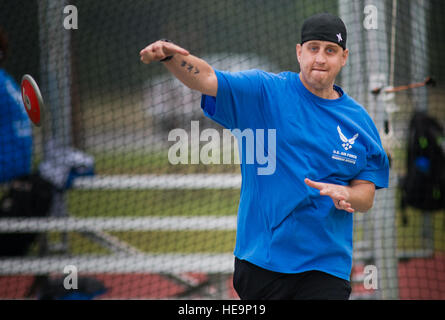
181;60;200;75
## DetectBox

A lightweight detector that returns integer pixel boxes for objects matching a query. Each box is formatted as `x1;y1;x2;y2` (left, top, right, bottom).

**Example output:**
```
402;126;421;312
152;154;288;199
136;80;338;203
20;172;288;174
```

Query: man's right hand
140;40;217;96
139;40;190;64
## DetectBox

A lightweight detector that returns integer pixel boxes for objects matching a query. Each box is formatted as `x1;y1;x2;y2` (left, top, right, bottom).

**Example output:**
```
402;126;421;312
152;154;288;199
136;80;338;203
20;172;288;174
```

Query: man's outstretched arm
304;178;376;213
140;40;218;97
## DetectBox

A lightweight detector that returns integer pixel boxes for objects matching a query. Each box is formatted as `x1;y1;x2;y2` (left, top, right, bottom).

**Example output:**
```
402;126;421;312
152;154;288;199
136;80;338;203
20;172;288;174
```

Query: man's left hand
304;178;354;213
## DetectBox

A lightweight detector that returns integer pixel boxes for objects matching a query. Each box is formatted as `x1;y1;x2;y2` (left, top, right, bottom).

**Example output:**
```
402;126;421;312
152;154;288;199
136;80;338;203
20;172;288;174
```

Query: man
140;13;389;300
0;27;33;184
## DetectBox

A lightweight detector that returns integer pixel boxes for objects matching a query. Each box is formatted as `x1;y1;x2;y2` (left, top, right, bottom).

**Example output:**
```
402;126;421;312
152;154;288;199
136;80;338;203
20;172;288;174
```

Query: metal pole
38;0;72;253
364;0;399;300
339;0;375;298
410;0;433;255
410;0;429;113
38;0;72;151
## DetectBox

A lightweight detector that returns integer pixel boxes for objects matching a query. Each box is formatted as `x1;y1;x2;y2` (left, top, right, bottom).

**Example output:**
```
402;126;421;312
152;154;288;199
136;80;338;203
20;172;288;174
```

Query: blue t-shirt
201;69;389;281
0;69;33;183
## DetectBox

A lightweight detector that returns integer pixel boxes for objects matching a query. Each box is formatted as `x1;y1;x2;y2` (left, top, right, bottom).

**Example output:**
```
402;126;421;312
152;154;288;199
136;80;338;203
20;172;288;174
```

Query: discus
21;74;44;127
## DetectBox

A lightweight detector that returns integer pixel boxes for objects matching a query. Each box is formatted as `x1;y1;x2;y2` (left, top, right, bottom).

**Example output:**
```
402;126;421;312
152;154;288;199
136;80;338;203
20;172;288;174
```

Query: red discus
21;74;44;127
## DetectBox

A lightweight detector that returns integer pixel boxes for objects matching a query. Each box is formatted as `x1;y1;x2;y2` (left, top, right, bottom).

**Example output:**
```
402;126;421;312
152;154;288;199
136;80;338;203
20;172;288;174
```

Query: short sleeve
354;151;390;189
353;120;390;189
201;69;265;130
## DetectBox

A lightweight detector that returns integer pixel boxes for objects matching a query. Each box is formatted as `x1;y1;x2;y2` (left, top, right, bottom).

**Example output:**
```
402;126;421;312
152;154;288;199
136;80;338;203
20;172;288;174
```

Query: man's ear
296;43;302;63
342;48;349;67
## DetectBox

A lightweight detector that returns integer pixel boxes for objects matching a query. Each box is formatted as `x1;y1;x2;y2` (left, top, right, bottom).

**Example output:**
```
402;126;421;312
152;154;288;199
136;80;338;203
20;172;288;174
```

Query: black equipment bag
400;111;445;221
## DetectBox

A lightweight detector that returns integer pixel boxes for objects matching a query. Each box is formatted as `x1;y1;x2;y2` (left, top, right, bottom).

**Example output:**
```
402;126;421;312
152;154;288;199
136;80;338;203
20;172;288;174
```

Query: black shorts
233;257;351;300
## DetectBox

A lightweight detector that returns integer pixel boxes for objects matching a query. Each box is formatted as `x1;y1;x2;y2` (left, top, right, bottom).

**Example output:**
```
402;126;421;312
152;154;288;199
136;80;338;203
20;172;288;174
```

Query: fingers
331;192;354;212
163;42;190;56
337;199;354;213
305;178;334;198
305;178;333;197
139;41;189;64
139;42;165;64
304;178;325;191
305;178;354;212
330;192;352;211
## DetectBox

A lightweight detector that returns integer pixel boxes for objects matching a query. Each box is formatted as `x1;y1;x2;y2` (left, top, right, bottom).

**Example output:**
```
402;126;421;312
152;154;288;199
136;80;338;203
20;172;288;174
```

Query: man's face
296;40;348;90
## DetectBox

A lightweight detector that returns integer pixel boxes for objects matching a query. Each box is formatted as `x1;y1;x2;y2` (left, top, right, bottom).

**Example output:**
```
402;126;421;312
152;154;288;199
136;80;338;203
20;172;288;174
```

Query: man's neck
299;73;339;100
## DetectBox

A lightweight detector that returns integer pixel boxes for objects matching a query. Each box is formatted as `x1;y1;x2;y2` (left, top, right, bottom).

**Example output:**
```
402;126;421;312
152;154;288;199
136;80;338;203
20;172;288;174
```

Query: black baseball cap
301;13;347;50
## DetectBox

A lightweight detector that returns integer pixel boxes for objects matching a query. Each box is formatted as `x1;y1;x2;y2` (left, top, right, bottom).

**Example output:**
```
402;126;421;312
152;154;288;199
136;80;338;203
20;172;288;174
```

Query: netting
0;0;444;300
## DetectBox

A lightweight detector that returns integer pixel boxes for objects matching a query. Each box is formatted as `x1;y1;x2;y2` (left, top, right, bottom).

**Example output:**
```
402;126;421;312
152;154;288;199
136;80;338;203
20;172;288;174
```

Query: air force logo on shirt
331;125;359;165
337;126;359;151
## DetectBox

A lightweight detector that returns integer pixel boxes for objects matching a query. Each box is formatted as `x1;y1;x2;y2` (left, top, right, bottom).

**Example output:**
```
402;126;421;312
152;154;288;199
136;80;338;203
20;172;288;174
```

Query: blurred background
0;0;444;299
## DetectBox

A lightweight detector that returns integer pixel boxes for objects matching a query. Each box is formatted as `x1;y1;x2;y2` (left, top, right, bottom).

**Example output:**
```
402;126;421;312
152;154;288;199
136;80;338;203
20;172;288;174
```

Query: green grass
92;150;240;175
27;232;111;256
29;230;236;254
68;189;240;217
110;231;236;253
65;188;240;254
